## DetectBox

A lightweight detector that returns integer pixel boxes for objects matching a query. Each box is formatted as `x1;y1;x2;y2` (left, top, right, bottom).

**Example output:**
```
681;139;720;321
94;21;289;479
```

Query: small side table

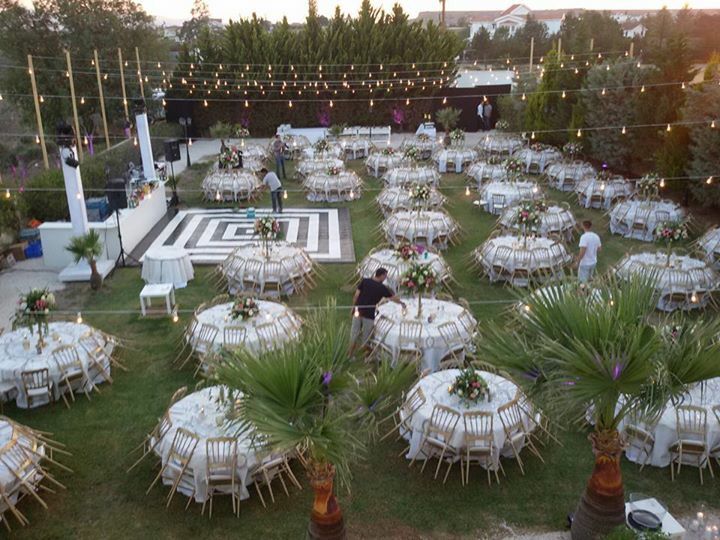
140;283;176;316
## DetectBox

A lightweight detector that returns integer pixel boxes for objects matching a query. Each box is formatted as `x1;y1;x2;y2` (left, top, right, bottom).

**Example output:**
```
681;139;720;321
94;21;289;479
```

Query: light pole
179;116;192;168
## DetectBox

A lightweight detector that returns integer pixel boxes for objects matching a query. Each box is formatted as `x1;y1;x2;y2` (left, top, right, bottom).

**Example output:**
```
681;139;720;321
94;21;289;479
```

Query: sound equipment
164;139;181;162
106;178;128;212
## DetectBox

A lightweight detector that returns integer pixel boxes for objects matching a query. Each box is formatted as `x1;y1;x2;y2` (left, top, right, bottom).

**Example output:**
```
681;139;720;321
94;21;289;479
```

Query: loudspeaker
106;178;128;212
164;139;181;162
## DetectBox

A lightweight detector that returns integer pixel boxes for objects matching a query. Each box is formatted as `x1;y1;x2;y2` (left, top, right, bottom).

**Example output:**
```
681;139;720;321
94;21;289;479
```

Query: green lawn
7;158;716;539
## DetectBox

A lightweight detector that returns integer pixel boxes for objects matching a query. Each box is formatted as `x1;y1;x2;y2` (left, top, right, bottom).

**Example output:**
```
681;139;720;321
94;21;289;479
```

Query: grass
6;157;715;539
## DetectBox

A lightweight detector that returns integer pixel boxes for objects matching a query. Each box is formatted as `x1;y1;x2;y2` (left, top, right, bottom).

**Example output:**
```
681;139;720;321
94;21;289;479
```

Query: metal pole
529;37;535;72
118;48;129;120
27;55;49;169
589;38;594;52
135;47;145;99
93;49;111;150
629;42;635;58
65;50;83;161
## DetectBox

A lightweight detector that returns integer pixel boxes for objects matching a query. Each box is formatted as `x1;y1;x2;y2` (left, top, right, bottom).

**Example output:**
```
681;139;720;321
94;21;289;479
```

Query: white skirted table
545;161;596;192
142;246;194;288
513;146;561;174
366;152;406;177
474;235;572;287
357;248;451;291
466;161;509;187
401;370;522;465
434;148;479;173
576;177;634;209
383;210;459;250
240;144;269;162
301;144;345;160
375;187;446;216
0;322;113;408
401;136;440;159
381;167;441;188
498;204;577;242
476;134;524;156
202;170;263;202
276;134;310;160
609;200;685;242
341;138;373;159
303;171;363;202
373;300;477;372
240;158;266;174
189;301;301;354
698;227;720;270
479;181;540;215
221;242;315;297
615;252;719;312
296;158;344;178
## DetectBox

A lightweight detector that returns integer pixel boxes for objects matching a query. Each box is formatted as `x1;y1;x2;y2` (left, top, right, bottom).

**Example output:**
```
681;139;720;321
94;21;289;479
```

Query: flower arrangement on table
597;165;613;183
562;141;582;159
395;242;424;262
254;216;282;259
232;126;250;138
449;129;465;145
381;147;396;156
529;142;548;152
417;133;430;142
326;166;342;176
504;157;525;180
655;220;689;266
219;146;241;169
404;145;421;162
129;182;158;208
636;173;660;200
314;138;331;153
495;119;510;131
448;368;491;406
514;200;548;231
13;288;56;352
409;184;432;206
400;263;437;318
230;297;260;321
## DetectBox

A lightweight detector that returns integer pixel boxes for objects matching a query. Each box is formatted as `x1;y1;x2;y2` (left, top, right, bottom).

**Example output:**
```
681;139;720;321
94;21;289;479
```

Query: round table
375;186;446;216
698;227;720;270
366;153;406;177
202;170;262;202
0;322;112;408
401;137;440;159
615;252;719;312
402;370;521;463
382;167;441;188
618;378;720;468
357;249;451;291
474;235;572;287
190;301;301;355
498;204;577;242
142;246;194;288
434;148;479;173
240;158;266;173
303;171;363;202
383;210;459;250
476;134;524;155
479;181;541;215
296;158;344;178
221;242;314;297
576;177;634;209
342;138;373;159
275;134;310;160
374;300;477;372
466;161;510;186
518;283;604;314
238;143;268;162
513;147;561;174
545;161;596;192
302;144;345;160
609;200;685;242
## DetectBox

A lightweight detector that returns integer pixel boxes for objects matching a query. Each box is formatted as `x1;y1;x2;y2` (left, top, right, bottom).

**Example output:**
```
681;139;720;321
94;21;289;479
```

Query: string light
621;126;626;135
561;90;566;98
203;99;208;107
530;132;535;139
39;95;44;103
35;135;40;144
288;100;293;108
283;190;288;200
76;312;83;324
465;186;470;196
133;136;138;146
641;85;645;93
171;307;179;323
4;189;9;199
660;178;665;188
712;120;716;128
329;100;333;108
601;88;606;96
577;129;582;137
707;176;713;185
666;124;671;132
188;139;193;147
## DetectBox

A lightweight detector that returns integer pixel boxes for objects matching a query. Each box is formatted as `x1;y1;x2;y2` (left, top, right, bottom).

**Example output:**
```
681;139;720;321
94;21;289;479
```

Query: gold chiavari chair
380;386;426;447
256;322;280;352
146;427;199;506
463;411;503;485
670;405;713;484
223;326;248;350
127;411;173;472
248;453;301;508
52;345;92;407
77;332;113;386
20;369;52;409
411;404;462;484
203;437;241;518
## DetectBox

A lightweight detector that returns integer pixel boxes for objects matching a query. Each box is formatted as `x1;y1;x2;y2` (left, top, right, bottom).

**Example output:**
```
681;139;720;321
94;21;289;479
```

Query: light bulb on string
288;100;293;108
561;90;566;98
465;186;470;196
666;124;671;132
601;88;606;96
521;93;526;101
329;100;333;108
577;129;582;138
39;95;44;103
660;178;665;188
172;308;179;323
133;136;138;146
283;190;288;200
370;99;374;107
641;85;645;93
442;97;447;104
76;312;83;324
406;98;410;105
531;132;535;140
188;139;193;147
4;189;9;199
707;176;713;185
215;190;221;201
711;120;716;128
35;134;40;144
621;126;626;135
681;82;686;89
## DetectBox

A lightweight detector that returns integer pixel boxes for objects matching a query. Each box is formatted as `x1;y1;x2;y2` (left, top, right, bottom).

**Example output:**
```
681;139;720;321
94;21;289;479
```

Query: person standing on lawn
271;134;287;180
261;167;283;214
576;220;602;283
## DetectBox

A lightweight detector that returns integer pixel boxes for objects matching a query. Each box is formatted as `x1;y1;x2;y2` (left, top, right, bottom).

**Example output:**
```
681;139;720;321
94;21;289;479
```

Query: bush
22;169;69;222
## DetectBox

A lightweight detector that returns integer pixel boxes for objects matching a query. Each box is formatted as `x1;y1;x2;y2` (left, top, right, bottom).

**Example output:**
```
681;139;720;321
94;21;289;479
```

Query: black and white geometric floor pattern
144;207;355;264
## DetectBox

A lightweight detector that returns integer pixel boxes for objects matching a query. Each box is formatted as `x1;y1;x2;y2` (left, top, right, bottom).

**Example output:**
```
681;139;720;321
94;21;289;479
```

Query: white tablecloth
296;158;344;178
619;378;720;468
375;187;445;216
357;249;451;291
0;322;112;408
366;153;406;177
202;170;262;202
383;210;458;250
698;227;720;270
476;134;524;155
142;246;194;288
191;301;301;354
275;134;311;160
576;177;634;209
609;200;685;242
381;167;441;188
302;144;345;160
374;301;477;372
499;204;577;241
434;148;479;173
474;235;572;287
545;161;596;191
401;137;440;158
341;138;372;159
303;171;362;202
240;144;269;162
466;161;509;186
480;182;540;215
615;252;719;311
513;147;561;173
403;370;520;461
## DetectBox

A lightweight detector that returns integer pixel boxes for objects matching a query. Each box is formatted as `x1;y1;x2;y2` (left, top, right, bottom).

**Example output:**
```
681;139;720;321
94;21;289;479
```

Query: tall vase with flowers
254;217;281;260
654;220;688;267
400;263;437;318
13;288;56;353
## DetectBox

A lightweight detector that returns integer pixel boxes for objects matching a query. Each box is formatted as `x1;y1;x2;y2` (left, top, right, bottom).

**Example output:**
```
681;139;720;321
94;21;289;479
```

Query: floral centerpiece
530;142;548;152
129;181;157;208
327;166;341;176
448;368;491;406
219;146;241;169
404;146;420;162
395;242;424;261
13;288;56;353
505;157;525;180
563;141;582;160
636;173;660;200
409;184;432;207
418;133;430;142
449;129;465;145
495;119;510;132
233;126;250;138
254;216;281;259
514;200;548;232
314;138;331;153
400;263;437;318
655;220;689;266
231;297;260;321
381;147;395;156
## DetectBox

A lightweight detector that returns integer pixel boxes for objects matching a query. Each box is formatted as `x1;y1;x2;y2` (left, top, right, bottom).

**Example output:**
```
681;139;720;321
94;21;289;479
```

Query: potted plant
435;107;461;147
65;229;104;290
211;305;415;539
327;124;346;140
477;275;720;539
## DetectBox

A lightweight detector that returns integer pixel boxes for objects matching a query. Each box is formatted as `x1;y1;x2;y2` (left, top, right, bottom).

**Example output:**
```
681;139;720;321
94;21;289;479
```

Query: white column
60;146;89;236
135;111;155;182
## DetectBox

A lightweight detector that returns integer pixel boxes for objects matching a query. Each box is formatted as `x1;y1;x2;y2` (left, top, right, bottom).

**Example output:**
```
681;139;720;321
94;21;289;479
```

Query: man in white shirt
576;220;602;282
477;102;484;131
260;167;283;213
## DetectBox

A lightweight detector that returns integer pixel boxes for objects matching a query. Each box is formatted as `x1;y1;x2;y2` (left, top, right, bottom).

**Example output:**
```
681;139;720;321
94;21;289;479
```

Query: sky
52;0;719;24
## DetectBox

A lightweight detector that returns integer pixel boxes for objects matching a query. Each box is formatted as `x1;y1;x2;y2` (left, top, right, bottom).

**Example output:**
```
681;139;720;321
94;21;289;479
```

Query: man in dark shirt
348;268;405;358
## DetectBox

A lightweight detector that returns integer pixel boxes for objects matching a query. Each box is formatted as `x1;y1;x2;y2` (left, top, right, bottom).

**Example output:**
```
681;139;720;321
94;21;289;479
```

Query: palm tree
435;107;461;146
477;276;720;539
439;0;446;28
211;304;415;539
65;229;104;290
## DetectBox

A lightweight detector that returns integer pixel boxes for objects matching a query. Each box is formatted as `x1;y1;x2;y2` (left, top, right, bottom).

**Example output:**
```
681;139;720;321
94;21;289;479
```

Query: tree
65;229;104;290
477;276;720;539
435;107;460;132
212;305;415;539
559;12;628;55
179;0;210;45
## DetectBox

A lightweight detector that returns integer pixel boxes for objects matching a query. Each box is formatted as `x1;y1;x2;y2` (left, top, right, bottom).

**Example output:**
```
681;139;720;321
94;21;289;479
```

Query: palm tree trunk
89;259;102;290
307;462;345;540
571;430;626;539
